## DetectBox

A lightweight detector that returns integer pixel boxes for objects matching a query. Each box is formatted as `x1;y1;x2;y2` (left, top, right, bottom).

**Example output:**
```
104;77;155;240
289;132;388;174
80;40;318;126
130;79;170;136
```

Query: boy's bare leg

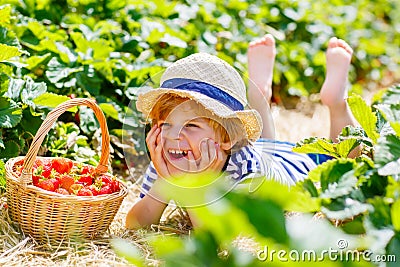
247;34;276;139
320;37;357;142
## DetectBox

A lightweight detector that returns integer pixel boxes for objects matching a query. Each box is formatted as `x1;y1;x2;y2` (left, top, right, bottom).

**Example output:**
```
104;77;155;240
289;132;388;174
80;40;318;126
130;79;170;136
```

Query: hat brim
136;88;262;142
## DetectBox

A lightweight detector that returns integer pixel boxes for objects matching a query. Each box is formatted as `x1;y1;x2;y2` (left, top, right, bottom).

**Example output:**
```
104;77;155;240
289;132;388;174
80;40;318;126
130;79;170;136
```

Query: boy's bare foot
247;34;276;103
320;37;353;107
247;34;276;140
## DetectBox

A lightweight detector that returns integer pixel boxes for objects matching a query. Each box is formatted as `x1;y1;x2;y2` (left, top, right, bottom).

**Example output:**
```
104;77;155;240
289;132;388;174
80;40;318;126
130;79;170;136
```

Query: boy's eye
159;122;170;128
185;123;199;128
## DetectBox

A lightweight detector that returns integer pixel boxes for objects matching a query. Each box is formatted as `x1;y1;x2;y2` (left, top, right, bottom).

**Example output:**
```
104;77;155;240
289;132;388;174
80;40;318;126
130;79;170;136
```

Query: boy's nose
163;125;183;140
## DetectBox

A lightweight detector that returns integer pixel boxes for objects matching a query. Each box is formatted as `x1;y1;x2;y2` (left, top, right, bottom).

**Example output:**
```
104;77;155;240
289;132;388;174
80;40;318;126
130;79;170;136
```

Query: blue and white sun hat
136;53;263;142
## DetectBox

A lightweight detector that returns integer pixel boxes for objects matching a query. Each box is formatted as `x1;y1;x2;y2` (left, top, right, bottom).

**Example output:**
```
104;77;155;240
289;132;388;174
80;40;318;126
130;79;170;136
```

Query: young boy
125;36;357;230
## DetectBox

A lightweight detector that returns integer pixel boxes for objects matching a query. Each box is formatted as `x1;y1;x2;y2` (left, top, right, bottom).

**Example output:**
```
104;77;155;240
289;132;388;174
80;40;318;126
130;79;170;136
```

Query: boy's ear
219;140;236;151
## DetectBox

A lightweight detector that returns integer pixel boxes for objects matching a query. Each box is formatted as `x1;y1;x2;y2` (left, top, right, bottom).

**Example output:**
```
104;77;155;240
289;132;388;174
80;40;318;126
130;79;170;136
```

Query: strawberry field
0;0;399;266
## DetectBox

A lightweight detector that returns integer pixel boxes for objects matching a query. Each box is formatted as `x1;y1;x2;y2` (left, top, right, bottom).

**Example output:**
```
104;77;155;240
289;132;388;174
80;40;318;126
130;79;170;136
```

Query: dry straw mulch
0;101;332;266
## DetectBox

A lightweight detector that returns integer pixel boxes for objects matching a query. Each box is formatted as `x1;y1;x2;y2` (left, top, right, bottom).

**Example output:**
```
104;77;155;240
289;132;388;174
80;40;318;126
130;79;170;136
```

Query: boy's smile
157;100;228;175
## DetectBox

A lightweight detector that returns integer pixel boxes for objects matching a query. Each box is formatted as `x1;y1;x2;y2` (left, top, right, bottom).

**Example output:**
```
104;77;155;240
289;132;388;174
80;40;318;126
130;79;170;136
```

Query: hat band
161;78;244;111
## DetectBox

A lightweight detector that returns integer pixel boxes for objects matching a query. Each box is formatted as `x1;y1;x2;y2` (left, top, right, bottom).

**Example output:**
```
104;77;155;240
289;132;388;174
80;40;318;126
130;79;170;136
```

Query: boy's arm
125;180;168;229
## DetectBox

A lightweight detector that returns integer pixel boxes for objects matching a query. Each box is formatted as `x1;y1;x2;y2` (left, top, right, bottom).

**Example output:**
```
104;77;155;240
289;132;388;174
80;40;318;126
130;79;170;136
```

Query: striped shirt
139;139;330;198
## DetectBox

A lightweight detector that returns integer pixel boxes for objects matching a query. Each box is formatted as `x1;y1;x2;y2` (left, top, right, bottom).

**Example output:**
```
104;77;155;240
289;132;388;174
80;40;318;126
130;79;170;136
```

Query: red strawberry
77;188;94;196
41;164;53;178
51;158;73;174
98;185;113;195
100;174;112;185
32;174;41;186
49;178;60;189
33;164;52;179
86;185;99;196
77;175;93;186
38;180;56;192
59;174;75;191
33;158;43;168
111;180;121;193
55;188;70;195
81;165;95;175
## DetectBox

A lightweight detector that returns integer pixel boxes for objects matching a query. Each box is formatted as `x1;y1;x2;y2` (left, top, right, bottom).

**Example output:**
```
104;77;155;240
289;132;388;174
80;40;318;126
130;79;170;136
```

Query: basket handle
21;98;110;184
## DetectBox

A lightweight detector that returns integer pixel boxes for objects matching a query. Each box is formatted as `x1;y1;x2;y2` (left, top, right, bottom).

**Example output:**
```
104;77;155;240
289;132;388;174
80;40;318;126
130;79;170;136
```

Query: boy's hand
188;138;225;173
146;125;172;179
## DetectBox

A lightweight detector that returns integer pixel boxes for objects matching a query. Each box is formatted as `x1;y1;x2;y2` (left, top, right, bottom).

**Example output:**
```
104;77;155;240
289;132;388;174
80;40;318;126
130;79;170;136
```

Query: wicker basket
5;98;128;243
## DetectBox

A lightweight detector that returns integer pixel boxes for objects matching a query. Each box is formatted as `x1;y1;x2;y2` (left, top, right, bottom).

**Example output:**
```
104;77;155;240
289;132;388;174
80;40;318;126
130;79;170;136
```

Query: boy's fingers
209;142;224;171
146;126;159;148
208;139;217;164
188;151;197;172
198;139;212;170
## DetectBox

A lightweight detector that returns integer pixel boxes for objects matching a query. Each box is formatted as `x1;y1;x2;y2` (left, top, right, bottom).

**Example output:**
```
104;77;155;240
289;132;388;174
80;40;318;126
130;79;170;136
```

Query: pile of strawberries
15;158;121;196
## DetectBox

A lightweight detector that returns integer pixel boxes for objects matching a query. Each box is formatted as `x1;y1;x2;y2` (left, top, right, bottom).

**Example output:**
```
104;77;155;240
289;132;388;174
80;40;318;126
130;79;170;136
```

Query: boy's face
156;100;228;176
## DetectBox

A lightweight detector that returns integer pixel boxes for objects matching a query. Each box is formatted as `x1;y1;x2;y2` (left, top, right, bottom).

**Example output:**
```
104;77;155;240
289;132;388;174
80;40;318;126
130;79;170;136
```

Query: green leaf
0;160;5;192
339;125;373;148
20;108;43;136
286;214;365;252
360;172;388;199
320;169;358;199
335;138;359;157
299;179;319;197
374;84;400;106
0;131;3;149
160;33;187;48
391;200;400;231
367;198;392;229
24;53;51;70
20;78;47;108
0;97;22;128
0;43;21;61
5;78;25;100
294;136;358;159
0;139;20;158
347;95;379;144
99;103;120;121
79;106;99;135
341;216;366;235
227;192;288;244
76;66;102;96
69;31;90;54
386;233;400;267
0;5;11;26
0;26;20;47
293;137;338;158
391;122;400;136
374;134;400;176
307;158;356;189
45;57;83;84
111;238;146;267
149;235;186;258
322;198;372;220
33;92;77;112
375;103;400;137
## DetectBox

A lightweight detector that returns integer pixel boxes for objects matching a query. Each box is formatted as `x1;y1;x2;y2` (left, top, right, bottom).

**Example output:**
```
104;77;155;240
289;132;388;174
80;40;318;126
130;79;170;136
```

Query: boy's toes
262;34;275;46
338;39;353;54
328;37;338;48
